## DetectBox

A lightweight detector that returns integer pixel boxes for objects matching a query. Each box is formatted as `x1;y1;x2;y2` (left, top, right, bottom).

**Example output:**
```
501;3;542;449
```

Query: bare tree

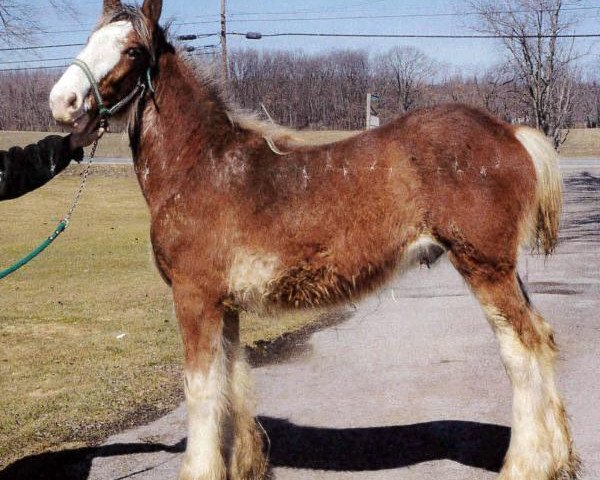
474;63;514;115
374;46;436;114
0;1;75;45
469;0;582;146
2;47;598;132
0;1;35;43
0;70;61;131
576;71;600;127
227;49;369;130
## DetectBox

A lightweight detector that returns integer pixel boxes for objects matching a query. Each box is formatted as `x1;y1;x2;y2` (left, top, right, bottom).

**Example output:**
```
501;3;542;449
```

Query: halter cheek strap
72;59;153;118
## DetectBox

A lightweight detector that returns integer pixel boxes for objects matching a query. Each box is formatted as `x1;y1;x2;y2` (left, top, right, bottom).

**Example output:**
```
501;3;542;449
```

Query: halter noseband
72;59;155;118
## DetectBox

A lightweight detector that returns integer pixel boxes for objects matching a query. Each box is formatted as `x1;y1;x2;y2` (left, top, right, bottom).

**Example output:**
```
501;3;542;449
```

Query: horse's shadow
0;418;509;479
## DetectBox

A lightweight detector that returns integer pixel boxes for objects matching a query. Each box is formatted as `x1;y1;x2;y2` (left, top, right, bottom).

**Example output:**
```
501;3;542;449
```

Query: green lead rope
0;135;100;281
0;221;67;280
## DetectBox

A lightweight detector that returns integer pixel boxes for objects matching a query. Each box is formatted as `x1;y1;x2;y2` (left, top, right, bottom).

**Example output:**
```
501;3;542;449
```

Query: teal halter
72;59;154;118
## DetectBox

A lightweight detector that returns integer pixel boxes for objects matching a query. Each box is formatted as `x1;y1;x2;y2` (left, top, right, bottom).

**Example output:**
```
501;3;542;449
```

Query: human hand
69;118;106;151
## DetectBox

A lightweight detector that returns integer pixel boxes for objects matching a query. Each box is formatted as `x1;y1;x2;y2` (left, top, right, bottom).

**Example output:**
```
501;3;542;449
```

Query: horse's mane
188;60;350;151
113;3;352;153
171;37;354;149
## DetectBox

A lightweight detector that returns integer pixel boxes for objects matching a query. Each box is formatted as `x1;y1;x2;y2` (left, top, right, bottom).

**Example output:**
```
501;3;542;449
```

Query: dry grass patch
0;166;319;468
560;128;600;157
0;131;131;158
2;127;599;161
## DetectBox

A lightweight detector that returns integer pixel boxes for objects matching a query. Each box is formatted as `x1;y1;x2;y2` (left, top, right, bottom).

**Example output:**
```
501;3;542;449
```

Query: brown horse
49;1;578;479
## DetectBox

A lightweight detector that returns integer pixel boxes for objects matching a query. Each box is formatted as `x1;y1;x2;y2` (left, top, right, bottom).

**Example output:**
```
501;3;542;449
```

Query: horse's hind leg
450;253;580;479
223;309;267;479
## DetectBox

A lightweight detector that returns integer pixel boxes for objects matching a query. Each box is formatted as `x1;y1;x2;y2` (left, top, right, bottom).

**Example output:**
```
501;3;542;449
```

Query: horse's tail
515;126;563;255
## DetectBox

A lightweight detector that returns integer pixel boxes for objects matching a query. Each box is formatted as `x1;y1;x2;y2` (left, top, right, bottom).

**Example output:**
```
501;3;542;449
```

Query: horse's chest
227;249;281;309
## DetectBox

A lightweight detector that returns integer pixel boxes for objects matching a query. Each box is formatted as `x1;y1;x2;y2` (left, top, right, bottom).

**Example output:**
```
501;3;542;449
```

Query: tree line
1;47;598;139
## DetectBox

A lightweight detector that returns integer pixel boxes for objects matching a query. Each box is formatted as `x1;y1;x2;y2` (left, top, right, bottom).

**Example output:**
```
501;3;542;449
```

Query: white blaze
49;21;133;123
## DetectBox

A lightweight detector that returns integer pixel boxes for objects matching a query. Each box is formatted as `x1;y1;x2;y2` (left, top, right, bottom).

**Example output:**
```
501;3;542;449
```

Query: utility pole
365;92;372;130
365;93;380;130
220;0;228;80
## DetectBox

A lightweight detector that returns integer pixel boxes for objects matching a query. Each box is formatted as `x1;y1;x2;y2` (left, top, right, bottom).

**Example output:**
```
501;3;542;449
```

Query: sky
1;0;599;75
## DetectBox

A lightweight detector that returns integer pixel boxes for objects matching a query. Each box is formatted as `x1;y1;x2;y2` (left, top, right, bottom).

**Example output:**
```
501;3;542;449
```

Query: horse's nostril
66;92;79;110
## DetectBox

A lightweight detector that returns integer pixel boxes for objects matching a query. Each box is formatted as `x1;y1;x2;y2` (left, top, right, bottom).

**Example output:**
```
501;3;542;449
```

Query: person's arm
0;121;105;201
0;135;82;201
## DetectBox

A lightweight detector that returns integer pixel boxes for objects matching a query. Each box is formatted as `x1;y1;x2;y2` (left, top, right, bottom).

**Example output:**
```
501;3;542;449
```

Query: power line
227;3;596;17
5;29;598;54
0;64;69;73
0;56;73;65
12;5;597;35
0;33;218;52
190;51;220;56
225;6;600;22
0;42;85;52
230;31;600;39
229;0;391;16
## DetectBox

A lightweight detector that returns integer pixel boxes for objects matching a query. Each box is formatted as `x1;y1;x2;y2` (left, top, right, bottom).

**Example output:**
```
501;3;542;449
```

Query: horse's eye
126;48;142;59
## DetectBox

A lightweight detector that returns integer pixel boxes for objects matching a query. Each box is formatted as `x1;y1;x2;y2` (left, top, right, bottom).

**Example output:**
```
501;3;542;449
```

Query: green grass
0;167;318;468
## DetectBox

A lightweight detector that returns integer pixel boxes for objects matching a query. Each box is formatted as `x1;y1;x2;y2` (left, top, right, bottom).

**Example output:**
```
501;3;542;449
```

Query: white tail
515;126;563;254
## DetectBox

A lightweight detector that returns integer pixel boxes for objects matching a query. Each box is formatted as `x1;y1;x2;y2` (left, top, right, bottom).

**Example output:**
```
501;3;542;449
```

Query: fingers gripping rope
0;131;103;280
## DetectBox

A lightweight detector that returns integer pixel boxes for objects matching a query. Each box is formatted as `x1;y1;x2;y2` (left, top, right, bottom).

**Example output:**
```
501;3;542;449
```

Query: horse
49;1;579;479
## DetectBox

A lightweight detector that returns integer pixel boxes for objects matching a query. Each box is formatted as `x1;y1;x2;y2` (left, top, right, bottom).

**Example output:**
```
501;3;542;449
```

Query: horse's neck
132;53;233;207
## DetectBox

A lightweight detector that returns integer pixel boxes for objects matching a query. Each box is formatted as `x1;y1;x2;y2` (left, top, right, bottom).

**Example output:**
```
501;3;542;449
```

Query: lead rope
63;128;102;224
0;124;104;281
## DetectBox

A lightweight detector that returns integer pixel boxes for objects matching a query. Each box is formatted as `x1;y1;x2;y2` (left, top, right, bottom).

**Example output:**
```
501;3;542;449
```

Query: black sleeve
0;135;84;201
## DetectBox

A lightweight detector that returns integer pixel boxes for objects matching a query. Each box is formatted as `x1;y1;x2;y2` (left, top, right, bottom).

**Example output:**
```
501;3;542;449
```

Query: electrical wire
230;31;600;39
0;56;73;65
0;64;69;73
11;5;599;35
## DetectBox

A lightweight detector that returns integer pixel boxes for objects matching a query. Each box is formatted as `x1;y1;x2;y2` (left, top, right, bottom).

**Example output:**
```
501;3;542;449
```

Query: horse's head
49;0;163;132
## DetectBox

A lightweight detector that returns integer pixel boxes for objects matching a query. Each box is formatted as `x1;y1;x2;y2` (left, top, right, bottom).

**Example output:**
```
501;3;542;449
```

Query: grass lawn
0;131;132;159
2;127;598;159
0;165;318;468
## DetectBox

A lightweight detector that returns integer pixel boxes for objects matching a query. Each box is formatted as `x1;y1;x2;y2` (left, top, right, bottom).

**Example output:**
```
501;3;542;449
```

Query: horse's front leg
174;280;230;480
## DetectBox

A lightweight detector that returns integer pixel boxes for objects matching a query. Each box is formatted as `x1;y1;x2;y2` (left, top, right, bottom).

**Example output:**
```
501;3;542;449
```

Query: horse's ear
103;0;122;15
142;0;163;25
